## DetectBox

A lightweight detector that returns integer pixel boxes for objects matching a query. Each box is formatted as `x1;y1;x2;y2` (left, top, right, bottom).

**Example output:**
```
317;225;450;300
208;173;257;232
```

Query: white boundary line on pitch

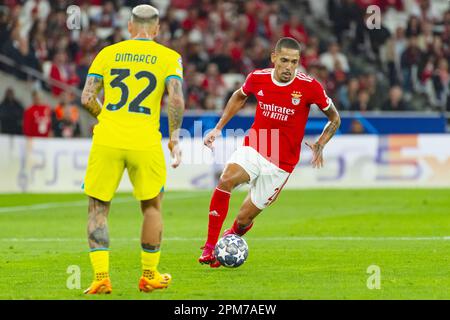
0;236;449;242
0;193;204;213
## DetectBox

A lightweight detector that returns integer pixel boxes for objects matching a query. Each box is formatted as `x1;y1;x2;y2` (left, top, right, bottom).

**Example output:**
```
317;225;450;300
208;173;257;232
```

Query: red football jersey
23;105;52;137
241;68;332;173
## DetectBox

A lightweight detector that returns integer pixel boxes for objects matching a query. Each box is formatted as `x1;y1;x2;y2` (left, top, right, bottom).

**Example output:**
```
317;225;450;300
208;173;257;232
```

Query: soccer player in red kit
199;37;341;267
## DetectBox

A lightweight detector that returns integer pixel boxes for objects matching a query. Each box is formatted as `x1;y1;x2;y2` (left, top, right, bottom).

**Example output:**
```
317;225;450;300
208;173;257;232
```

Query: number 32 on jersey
106;68;156;115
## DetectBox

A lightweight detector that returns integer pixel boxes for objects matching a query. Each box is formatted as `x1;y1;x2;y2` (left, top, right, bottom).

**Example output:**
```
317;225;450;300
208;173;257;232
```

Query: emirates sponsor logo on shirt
258;101;295;121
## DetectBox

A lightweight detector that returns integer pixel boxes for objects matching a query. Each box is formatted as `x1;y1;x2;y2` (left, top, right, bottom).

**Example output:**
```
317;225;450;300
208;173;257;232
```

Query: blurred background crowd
0;0;449;137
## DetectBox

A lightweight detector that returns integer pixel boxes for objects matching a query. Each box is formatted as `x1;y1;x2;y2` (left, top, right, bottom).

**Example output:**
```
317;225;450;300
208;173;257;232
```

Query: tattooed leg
140;193;163;250
87;197;111;249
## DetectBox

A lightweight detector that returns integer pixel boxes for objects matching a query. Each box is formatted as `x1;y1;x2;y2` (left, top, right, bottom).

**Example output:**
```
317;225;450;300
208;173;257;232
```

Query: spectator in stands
349;119;366;134
0;9;9;48
2;23;40;79
307;63;321;82
186;71;206;110
405;15;422;37
53;92;80;126
365;73;388;110
301;38;320;71
211;41;233;74
19;0;51;35
331;57;348;87
352;10;391;62
384;26;407;86
409;0;442;23
442;10;450;45
400;36;424;94
92;1;119;28
203;94;219;111
351;89;372;112
316;64;337;100
75;54;91;90
224;80;243;106
164;7;181;38
338;77;360;110
417;21;434;51
248;37;271;69
49;51;70;96
254;6;274;40
0;87;24;135
381;85;408;111
327;0;362;43
319;41;350;74
106;27;125;46
228;40;245;72
52;103;81;138
31;32;49;64
186;42;209;73
182;7;200;32
430;58;450;109
67;63;81;88
23;90;52;137
2;0;449;114
202;63;226;98
282;15;308;45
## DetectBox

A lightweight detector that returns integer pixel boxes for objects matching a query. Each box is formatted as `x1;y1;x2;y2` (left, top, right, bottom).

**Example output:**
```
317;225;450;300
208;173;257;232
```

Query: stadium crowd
0;0;449;136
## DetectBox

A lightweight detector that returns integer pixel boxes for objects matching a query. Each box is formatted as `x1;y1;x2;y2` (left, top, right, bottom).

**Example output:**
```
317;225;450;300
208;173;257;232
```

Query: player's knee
88;197;109;217
140;198;161;214
217;174;238;192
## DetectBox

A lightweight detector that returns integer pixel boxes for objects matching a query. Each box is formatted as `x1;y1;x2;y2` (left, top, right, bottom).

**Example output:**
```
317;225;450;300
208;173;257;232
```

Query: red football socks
206;187;231;246
231;219;254;236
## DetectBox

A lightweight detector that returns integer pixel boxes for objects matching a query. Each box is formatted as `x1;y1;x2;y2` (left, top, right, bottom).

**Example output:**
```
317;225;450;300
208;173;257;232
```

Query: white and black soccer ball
214;234;249;268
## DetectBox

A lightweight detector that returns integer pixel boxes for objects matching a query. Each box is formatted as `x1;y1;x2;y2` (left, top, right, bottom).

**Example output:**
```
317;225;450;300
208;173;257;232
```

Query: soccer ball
214;234;249;268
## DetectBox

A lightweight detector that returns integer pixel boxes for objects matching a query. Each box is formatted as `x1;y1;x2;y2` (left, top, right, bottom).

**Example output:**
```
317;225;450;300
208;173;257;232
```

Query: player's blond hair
131;4;159;25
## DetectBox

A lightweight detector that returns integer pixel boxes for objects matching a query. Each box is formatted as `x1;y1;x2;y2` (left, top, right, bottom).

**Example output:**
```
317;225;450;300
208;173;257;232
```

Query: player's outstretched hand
204;128;221;150
168;140;182;168
305;141;324;169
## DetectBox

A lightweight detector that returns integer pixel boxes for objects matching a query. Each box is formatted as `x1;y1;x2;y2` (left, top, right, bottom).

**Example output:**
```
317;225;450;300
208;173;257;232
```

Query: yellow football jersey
87;39;183;150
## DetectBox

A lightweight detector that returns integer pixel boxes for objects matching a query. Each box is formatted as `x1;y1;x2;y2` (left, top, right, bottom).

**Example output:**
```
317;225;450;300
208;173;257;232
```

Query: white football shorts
226;146;290;209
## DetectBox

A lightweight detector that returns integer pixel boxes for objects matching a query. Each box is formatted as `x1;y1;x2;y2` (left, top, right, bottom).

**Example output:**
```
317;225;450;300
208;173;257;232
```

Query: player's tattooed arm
318;102;341;146
204;89;248;149
167;78;185;142
167;78;185;168
306;102;341;169
87;197;110;249
81;76;104;118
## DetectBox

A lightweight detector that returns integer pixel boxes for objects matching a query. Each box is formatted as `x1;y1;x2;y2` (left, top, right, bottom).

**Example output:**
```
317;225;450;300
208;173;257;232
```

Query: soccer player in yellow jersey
80;4;184;294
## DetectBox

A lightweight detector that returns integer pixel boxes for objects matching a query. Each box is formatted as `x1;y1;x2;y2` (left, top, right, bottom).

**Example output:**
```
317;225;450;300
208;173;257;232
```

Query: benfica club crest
291;91;302;105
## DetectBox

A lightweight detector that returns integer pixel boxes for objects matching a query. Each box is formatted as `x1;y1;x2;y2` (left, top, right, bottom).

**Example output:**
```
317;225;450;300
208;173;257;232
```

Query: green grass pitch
0;189;449;300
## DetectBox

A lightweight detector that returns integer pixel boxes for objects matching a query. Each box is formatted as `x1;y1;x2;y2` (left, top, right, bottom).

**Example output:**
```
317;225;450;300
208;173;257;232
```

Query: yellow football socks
141;249;160;279
89;249;109;281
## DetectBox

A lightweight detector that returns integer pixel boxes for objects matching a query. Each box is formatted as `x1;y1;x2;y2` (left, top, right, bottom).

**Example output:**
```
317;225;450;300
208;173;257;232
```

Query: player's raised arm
166;77;185;168
305;102;341;169
203;88;248;150
81;75;104;118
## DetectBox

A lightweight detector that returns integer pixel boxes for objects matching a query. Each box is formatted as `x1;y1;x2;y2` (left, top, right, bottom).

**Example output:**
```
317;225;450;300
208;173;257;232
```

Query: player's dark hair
275;37;301;53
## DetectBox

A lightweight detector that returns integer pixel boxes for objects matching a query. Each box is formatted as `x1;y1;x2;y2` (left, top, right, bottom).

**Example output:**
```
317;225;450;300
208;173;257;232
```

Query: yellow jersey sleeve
165;53;183;83
88;47;109;78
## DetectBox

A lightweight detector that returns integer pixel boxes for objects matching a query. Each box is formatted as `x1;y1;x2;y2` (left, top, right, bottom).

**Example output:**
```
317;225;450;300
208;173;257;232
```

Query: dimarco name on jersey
114;53;158;64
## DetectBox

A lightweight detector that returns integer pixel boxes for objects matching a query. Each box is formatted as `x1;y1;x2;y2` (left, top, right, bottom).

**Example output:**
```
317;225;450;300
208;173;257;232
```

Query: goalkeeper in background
81;4;184;294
